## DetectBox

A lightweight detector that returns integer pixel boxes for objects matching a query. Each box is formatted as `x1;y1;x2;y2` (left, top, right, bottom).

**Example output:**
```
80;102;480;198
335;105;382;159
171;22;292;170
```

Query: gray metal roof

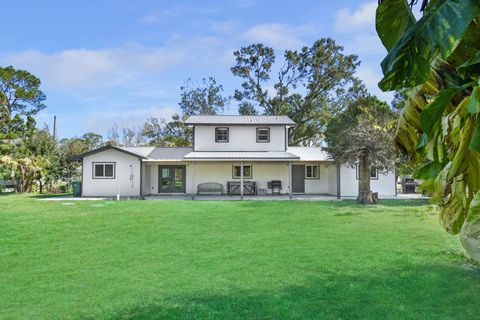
121;147;193;160
184;115;295;125
146;147;193;160
121;147;156;158
118;146;331;161
183;151;299;160
287;147;333;161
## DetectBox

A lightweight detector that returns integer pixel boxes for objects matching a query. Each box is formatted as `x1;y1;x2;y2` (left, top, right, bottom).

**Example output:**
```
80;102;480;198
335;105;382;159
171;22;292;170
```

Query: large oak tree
231;39;365;146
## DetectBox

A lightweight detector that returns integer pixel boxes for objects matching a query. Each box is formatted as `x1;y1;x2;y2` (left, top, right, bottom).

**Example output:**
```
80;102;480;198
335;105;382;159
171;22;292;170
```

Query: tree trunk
357;156;375;204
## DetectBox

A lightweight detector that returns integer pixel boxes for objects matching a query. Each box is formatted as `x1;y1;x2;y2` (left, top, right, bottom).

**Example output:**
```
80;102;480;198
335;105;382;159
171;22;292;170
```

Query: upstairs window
215;127;229;143
93;162;115;179
256;128;270;143
305;164;319;179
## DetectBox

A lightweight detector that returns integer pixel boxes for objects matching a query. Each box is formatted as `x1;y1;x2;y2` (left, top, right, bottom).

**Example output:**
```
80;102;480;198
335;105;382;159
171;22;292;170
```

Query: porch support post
191;161;195;200
336;162;341;199
240;161;244;200
288;161;292;199
139;160;144;199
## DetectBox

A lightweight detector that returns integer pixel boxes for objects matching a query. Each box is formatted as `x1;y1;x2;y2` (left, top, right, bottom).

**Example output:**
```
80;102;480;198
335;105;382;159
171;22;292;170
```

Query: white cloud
334;1;377;33
243;23;315;49
84;105;178;134
0;35;227;95
357;65;394;102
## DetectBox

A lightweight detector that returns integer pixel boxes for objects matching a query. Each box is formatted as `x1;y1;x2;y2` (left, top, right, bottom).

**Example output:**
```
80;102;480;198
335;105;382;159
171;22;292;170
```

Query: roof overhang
72;145;148;161
183;151;300;161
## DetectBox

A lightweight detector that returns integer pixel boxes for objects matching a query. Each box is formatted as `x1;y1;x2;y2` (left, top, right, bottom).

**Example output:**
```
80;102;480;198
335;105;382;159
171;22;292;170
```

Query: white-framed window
256;127;270;143
356;165;378;180
215;127;229;142
305;164;319;179
93;162;115;179
232;164;252;179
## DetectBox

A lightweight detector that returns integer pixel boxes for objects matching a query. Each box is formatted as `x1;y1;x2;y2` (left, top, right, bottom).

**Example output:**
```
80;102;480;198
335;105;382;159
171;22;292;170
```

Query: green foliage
179;77;229;116
325;96;397;202
325;96;397;170
0;66;46;118
378;0;480;90
231;39;365;145
376;0;480;261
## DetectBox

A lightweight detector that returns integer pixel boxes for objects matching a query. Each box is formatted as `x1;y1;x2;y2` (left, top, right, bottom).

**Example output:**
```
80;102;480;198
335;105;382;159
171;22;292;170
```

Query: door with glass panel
158;165;186;193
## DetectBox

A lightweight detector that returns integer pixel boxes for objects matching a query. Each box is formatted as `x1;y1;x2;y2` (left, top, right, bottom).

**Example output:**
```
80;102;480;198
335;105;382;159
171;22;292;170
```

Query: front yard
1;195;479;319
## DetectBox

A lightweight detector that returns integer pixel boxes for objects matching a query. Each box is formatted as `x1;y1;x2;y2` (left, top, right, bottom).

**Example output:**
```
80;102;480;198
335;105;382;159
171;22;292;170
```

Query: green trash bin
72;181;82;197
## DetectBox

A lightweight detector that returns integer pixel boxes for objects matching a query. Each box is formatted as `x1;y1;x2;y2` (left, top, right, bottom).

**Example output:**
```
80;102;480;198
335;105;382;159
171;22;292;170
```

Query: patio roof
183;151;300;161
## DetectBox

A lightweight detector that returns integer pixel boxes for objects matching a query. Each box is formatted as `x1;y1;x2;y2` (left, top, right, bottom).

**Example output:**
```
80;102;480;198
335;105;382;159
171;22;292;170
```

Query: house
76;115;396;198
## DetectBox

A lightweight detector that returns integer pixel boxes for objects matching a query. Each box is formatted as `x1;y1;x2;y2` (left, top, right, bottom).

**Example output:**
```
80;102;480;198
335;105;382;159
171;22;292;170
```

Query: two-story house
77;115;396;198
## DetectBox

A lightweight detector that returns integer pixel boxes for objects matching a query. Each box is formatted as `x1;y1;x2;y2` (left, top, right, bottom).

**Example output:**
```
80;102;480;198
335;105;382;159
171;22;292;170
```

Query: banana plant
376;0;480;261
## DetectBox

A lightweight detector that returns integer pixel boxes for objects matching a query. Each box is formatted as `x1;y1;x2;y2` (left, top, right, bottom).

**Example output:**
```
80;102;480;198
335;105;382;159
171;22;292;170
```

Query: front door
159;165;186;193
292;165;305;193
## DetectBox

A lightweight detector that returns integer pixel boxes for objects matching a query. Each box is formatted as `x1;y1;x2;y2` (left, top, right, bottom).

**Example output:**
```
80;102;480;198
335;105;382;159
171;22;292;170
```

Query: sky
0;0;394;138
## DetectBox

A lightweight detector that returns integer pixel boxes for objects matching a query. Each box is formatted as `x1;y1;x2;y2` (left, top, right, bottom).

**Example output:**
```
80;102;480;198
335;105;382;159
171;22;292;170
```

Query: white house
77;115;396;198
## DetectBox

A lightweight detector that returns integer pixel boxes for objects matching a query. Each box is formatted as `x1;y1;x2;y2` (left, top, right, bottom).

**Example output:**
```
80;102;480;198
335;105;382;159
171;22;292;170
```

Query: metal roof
184;115;295;125
287;147;333;161
146;147;193;160
183;151;299;160
121;147;193;160
121;147;156;158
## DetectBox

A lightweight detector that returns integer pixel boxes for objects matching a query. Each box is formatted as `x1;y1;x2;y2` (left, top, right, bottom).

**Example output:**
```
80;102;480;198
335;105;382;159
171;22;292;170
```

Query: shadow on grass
106;264;480;320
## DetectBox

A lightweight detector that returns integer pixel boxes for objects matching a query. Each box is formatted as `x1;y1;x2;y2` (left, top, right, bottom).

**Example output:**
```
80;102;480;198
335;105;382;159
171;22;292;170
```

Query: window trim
356;165;378;180
215;127;229;143
92;162;116;179
232;164;253;179
305;164;320;179
256;127;270;143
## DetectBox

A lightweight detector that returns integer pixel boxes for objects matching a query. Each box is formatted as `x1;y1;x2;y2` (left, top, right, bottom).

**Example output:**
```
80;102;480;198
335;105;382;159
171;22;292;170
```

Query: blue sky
0;0;392;138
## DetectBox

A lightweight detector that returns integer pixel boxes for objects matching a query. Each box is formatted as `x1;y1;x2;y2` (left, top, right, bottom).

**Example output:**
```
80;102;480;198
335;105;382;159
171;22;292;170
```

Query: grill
268;180;282;195
400;177;419;194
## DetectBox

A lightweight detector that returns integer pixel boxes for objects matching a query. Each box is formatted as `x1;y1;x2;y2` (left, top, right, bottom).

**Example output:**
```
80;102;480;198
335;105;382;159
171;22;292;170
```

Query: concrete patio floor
38;193;429;201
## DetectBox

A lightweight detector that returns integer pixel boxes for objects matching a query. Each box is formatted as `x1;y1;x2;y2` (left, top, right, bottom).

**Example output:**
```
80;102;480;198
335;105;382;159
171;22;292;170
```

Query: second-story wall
194;125;287;151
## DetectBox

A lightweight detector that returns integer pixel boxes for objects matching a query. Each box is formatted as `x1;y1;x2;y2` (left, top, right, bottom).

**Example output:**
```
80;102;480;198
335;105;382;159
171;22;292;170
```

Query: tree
179;77;229;116
375;0;480;260
0;66;45;156
0;66;46;119
325;96;397;204
231;40;365;145
0;155;48;192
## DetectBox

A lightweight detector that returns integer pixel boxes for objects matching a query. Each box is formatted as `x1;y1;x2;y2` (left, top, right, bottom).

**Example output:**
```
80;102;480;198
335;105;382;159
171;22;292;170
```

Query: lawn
1;195;479;319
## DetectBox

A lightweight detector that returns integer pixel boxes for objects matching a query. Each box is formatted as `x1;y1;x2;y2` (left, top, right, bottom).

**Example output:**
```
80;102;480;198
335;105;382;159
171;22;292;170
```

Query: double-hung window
232;165;252;179
93;162;115;179
256;127;270;143
305;164;319;179
356;165;378;180
215;127;229;142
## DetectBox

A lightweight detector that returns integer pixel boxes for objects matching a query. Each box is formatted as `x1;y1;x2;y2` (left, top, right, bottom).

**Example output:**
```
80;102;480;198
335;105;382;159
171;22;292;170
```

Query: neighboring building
76;115;396;198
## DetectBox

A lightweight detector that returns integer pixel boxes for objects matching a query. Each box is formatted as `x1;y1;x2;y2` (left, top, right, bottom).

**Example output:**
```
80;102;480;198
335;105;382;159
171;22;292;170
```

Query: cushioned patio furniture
197;182;223;195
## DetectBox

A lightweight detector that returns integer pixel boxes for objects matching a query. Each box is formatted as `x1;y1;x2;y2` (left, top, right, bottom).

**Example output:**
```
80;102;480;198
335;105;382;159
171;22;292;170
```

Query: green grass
1;195;479;319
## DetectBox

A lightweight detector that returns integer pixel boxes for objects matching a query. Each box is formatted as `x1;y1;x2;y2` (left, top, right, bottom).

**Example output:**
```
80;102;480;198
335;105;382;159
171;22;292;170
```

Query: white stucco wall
144;161;342;195
144;162;194;194
339;165;396;197
82;149;141;197
297;162;336;195
327;164;338;196
194;125;287;151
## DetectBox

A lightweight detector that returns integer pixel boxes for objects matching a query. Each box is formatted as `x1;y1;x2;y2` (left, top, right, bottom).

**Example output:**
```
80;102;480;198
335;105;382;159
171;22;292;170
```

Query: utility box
72;181;82;197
